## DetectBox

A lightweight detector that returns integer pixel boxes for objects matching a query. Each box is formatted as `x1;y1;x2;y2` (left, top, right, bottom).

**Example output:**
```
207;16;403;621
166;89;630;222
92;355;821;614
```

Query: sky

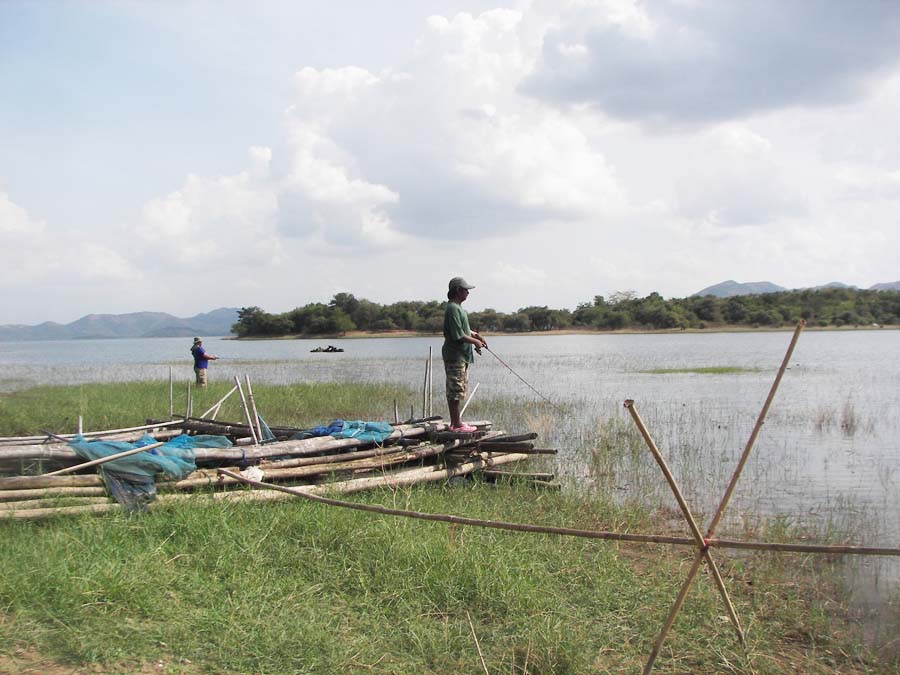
2;0;900;325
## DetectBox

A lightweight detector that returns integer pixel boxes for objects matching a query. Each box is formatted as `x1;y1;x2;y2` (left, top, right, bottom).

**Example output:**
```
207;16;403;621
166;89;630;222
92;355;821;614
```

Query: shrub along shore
231;287;900;338
1;382;898;674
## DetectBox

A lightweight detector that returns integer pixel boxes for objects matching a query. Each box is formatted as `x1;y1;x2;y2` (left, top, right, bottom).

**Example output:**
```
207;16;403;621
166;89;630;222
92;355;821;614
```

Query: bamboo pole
200;385;238;420
0;486;108;501
185;381;191;420
638;321;804;675
466;610;490;675
234;376;260;446
422;355;429;419
460;382;480;417
428;346;434;418
245;375;264;441
77;415;83;435
41;441;166;477
0;420;182;445
169;366;174;420
0;496;110;511
625;401;744;648
706;320;805;538
0;474;103;489
0;452;529;520
393;399;399;424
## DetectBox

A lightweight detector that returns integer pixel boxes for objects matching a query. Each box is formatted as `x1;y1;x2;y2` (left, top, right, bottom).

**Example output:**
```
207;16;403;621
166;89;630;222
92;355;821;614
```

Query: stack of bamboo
0;417;554;521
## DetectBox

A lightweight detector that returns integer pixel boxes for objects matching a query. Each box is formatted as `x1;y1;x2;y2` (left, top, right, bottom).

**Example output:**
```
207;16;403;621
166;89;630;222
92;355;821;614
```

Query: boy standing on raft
442;277;487;432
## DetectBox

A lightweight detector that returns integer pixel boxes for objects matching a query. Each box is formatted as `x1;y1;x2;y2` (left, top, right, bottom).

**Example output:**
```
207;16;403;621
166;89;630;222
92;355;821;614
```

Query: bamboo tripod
627;321;805;674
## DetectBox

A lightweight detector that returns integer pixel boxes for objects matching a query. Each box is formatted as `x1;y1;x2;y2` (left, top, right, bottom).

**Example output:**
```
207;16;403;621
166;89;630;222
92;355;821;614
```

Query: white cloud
4;2;900;324
0;192;132;288
0;191;44;235
523;0;900;126
137;149;282;265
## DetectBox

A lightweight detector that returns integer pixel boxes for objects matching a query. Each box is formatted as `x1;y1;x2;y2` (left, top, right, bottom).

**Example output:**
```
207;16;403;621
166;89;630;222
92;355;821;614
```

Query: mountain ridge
0;308;239;341
693;280;900;298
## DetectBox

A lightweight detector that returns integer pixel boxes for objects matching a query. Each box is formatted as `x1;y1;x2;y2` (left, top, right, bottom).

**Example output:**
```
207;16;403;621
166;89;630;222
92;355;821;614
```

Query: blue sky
2;1;900;324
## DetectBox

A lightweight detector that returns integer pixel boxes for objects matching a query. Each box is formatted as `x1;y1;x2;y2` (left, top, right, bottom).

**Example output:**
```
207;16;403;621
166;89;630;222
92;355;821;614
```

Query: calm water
2;330;899;630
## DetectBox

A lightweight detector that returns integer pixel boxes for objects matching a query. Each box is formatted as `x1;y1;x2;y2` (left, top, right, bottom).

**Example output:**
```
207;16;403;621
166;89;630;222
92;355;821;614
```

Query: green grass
639;366;760;375
1;382;897;674
0;381;414;436
1;486;891;675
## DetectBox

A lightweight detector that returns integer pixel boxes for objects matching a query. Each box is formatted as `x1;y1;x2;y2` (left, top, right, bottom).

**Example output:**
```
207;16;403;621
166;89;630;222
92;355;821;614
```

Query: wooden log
0;474;104;490
257;431;504;470
164;418;300;439
0;486;107;501
175;436;482;489
245;375;264;441
0;420;183;445
234;376;259;445
0;496;110;511
188;421;492;463
0;451;526;520
477;441;533;452
486;432;538;443
0;430;183;461
481;470;555;481
0;502;121;519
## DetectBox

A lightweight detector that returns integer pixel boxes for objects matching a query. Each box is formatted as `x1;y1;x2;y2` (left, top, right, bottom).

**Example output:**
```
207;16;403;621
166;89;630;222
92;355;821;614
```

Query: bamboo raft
0;415;554;521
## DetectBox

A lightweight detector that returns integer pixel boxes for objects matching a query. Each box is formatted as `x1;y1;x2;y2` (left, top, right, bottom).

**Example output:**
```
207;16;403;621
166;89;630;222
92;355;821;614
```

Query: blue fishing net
289;419;394;444
67;433;233;513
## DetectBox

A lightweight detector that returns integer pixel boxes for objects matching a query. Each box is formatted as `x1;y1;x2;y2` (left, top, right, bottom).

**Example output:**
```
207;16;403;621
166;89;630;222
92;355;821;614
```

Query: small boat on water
311;345;344;353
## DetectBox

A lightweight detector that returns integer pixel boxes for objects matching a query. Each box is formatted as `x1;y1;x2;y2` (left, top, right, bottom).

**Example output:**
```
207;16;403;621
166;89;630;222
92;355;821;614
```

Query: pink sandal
450;423;477;433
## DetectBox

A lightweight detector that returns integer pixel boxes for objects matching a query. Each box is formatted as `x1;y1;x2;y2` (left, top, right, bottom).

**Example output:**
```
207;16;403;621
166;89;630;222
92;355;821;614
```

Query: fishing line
483;347;554;405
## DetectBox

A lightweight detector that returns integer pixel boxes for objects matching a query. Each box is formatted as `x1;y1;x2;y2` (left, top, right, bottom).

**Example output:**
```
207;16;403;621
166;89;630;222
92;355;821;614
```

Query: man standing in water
443;277;487;432
190;337;218;387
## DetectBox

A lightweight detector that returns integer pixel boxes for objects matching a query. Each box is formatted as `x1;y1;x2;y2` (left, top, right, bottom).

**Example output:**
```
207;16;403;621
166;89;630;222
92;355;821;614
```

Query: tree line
231;288;900;337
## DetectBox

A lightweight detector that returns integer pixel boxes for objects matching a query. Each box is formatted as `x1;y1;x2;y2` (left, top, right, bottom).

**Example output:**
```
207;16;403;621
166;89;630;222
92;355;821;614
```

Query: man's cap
193;337;202;344
448;276;475;291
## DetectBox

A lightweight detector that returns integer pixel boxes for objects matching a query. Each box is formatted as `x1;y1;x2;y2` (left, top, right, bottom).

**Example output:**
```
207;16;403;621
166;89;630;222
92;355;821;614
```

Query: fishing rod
482;346;554;405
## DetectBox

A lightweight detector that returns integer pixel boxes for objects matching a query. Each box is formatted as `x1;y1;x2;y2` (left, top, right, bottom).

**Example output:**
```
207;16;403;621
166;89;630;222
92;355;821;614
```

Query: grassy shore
1;383;898;674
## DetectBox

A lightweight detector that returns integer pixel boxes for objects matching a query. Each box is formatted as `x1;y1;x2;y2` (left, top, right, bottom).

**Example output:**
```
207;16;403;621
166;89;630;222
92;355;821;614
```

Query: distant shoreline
226;323;897;341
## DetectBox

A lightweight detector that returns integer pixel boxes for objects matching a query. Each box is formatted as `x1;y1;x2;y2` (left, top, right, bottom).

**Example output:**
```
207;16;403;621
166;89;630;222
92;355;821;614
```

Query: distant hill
693;280;787;297
694;280;898;297
0;308;239;341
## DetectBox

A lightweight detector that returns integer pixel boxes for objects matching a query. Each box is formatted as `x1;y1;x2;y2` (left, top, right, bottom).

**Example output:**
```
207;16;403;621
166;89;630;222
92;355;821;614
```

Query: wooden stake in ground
234;376;260;446
460;382;480;418
200;384;238;420
466;610;491;675
625;401;744;643
422;355;429;419
245;375;264;441
635;320;805;675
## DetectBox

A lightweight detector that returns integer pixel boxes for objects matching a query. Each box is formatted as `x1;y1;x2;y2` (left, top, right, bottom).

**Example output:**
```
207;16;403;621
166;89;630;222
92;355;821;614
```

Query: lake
2;329;898;631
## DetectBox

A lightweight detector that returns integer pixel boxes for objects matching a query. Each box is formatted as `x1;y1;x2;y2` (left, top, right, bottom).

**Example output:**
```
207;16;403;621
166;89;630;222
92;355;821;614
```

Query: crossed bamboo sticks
625;321;805;675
